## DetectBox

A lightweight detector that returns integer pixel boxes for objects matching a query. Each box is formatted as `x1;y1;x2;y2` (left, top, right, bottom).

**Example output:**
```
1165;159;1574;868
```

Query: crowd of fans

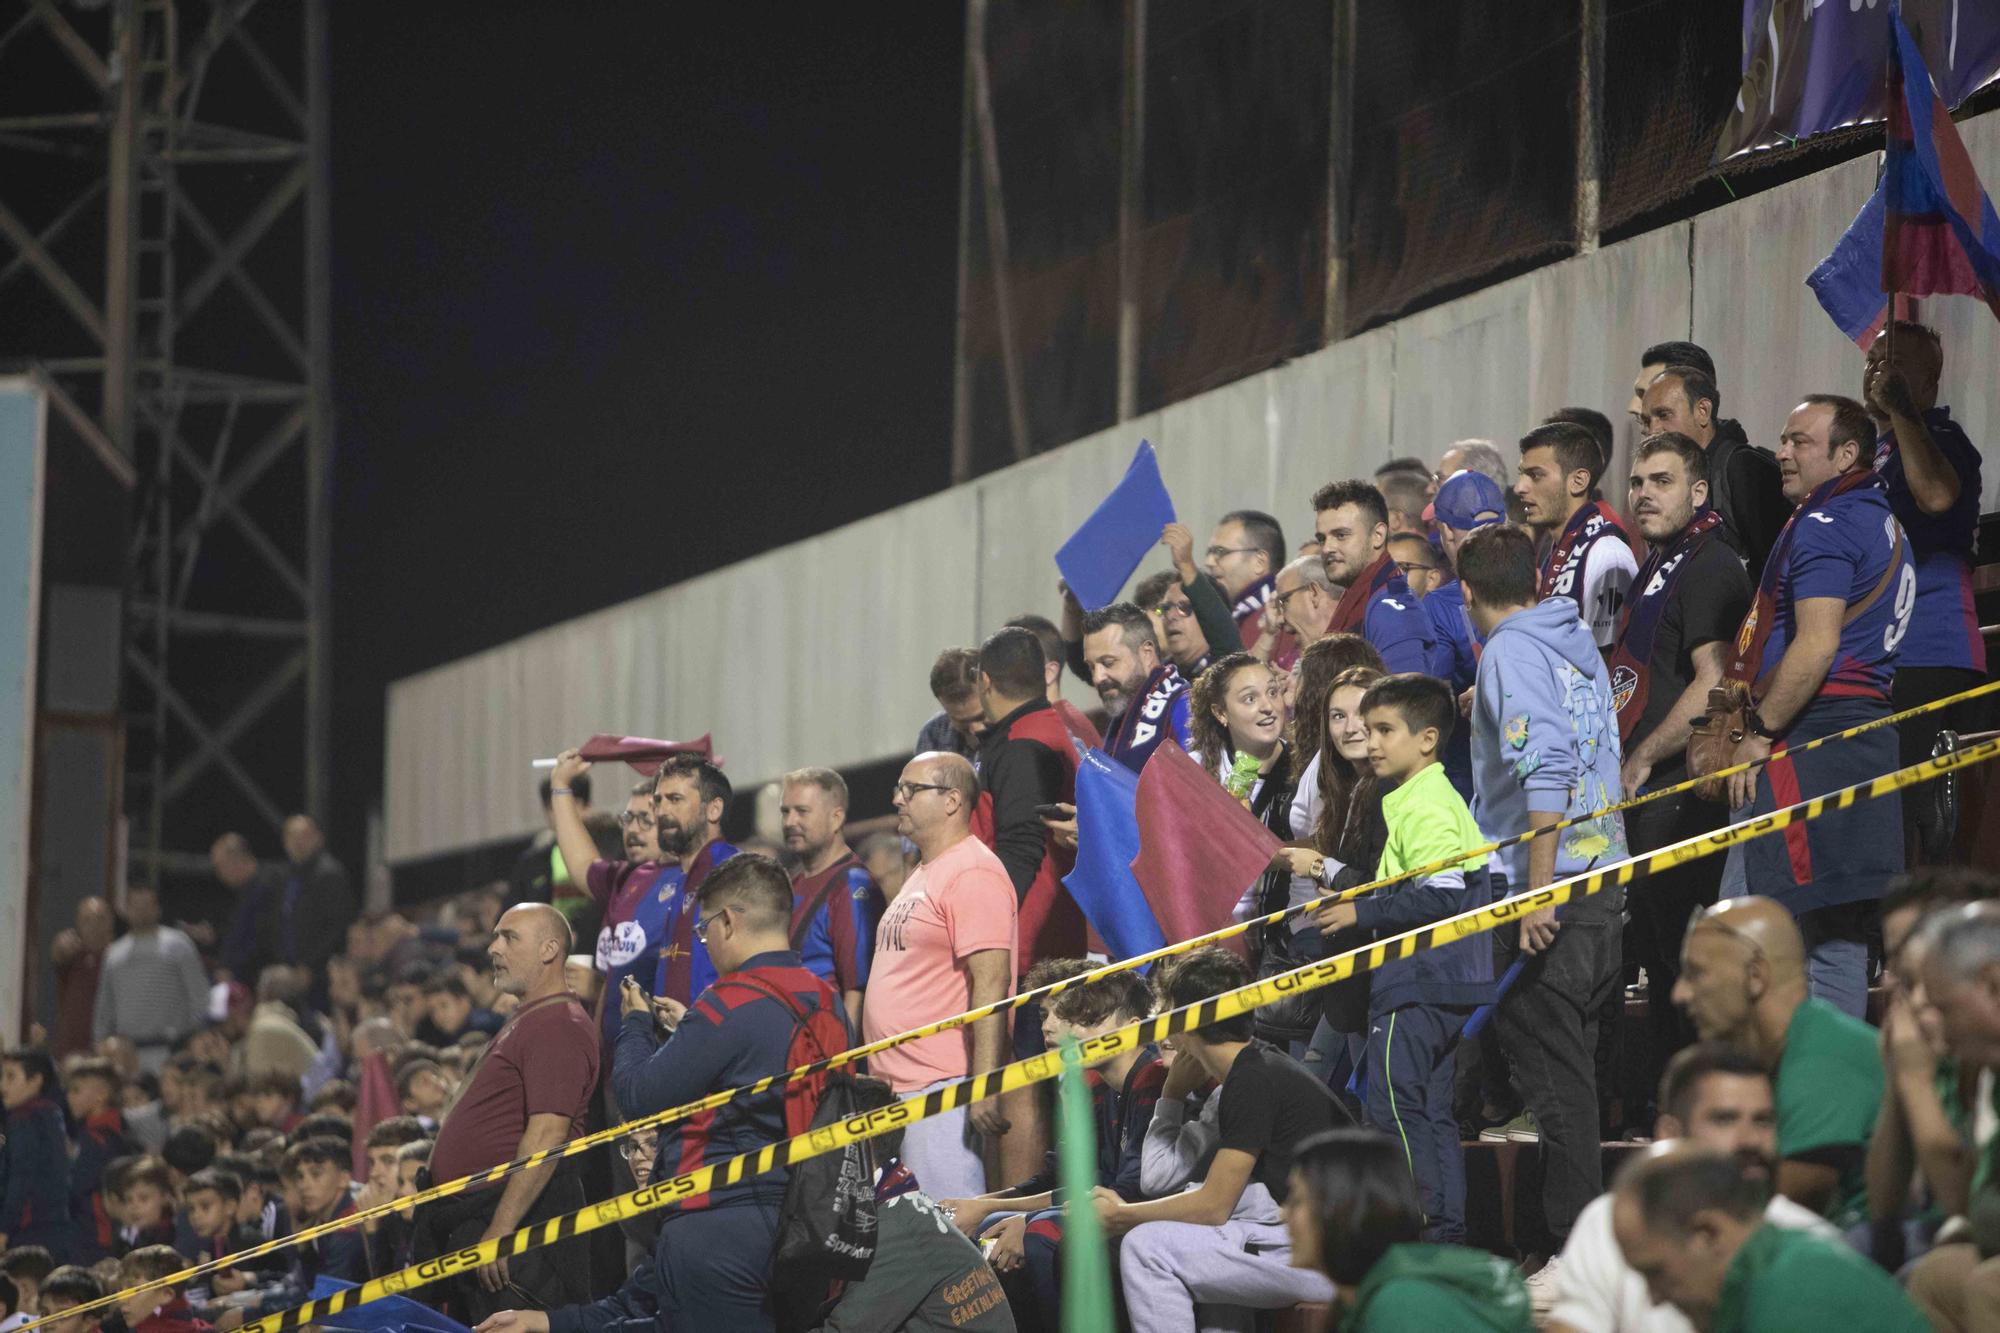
4;326;1998;1331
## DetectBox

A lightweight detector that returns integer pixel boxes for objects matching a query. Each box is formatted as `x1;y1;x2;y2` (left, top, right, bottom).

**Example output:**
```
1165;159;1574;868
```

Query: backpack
721;971;877;1333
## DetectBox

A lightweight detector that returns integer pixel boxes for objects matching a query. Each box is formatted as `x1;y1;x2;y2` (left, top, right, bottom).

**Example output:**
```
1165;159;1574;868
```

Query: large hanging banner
1718;0;2000;161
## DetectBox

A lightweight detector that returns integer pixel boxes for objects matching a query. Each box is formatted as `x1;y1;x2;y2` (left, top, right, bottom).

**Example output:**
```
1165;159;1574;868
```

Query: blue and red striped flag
1808;6;2000;348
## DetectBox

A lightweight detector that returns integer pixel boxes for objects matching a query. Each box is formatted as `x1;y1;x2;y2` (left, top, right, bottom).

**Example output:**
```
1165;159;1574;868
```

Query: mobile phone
1034;803;1072;819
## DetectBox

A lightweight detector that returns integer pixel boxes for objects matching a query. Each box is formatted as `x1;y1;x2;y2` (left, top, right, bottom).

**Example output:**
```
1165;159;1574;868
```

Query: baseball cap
1430;469;1506;531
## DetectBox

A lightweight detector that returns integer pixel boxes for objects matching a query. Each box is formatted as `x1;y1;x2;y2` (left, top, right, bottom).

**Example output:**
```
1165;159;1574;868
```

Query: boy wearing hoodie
1460;523;1629;1307
1;1050;73;1255
1313;674;1493;1243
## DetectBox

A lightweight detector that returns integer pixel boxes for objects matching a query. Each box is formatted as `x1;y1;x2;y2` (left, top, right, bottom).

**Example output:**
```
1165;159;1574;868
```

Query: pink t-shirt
863;834;1018;1093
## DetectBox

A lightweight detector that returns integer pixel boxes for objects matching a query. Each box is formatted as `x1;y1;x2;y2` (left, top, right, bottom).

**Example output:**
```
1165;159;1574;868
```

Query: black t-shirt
1216;1041;1347;1201
1632;535;1754;782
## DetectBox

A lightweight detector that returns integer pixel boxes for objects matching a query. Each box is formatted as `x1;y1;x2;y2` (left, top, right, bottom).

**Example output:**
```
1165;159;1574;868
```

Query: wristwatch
1746;708;1781;741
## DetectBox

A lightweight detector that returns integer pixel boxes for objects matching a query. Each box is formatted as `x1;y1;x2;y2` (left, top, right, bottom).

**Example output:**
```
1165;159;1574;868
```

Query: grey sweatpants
1121;1216;1337;1332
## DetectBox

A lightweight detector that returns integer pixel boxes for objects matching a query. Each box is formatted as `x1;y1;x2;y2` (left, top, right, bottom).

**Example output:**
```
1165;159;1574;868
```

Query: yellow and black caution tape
32;674;1997;1332
211;733;1997;1333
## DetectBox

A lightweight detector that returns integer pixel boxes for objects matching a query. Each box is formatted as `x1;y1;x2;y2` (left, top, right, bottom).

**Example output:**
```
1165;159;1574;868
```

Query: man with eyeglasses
1203;509;1287;655
865;752;1017;1199
601;854;848;1329
1672;897;1883;1230
1267;555;1339;648
544;765;671;1070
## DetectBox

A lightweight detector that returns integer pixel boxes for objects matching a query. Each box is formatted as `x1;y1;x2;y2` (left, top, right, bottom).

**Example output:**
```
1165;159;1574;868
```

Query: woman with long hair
1284;635;1387;846
1284;1128;1531;1330
1188;653;1308;1045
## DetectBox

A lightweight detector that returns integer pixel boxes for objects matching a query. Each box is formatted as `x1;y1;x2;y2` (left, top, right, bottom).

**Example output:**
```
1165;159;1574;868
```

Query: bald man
1671;898;1883;1228
418;904;598;1317
1610;1143;1925;1333
864;752;1019;1199
51;896;116;1057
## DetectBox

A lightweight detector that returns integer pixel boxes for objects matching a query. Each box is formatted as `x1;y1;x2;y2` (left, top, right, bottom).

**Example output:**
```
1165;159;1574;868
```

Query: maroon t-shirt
428;992;599;1183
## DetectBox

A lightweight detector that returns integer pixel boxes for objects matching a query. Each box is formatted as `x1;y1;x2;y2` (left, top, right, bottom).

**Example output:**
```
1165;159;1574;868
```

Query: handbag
1686;527;1903;802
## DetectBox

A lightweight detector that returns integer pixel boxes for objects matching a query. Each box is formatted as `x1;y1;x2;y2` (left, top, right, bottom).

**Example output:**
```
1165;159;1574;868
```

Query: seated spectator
1286;1127;1530;1330
938;967;1163;1331
358;1116;428;1273
279;1138;366;1287
162;1124;218;1190
64;1058;131;1263
1673;898;1881;1228
1096;948;1346;1329
240;970;319;1086
106;1156;176;1255
244;1073;302;1133
916;648;988;760
1548;1043;1837;1333
36;1266;103;1333
1609;1144;1924;1331
394;1140;431;1203
0;1250;51;1320
1907;900;2000;1331
115;1245;214;1333
307;1079;356;1117
1;1049;73;1253
416;974;502;1047
396;1059;450;1129
179;1168;252;1310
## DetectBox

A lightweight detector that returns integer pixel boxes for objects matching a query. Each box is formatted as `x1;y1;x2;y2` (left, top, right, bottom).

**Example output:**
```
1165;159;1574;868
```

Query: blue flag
1055;440;1176;611
1062;747;1167;960
308;1277;475;1333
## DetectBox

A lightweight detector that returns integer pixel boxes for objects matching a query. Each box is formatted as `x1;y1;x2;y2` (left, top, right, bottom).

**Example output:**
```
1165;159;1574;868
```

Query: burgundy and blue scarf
1607;508;1725;743
1540;501;1630;607
1104;662;1188;772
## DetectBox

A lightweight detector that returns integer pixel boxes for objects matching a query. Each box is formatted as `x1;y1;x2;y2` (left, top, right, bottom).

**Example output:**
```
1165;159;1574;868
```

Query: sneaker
1479;1111;1538;1143
1525;1255;1564;1317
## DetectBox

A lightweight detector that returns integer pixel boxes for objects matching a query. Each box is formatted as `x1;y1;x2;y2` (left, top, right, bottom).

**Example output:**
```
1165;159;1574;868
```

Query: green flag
1058;1034;1116;1332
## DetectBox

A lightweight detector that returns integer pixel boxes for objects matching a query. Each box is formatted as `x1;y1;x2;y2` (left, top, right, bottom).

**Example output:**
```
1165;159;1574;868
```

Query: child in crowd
394;1061;450;1128
358;1118;427;1273
105;1158;176;1257
1312;674;1493;1245
2;1049;74;1253
939;966;1166;1333
180;1169;242;1268
37;1266;104;1333
392;1142;430;1209
278;1140;365;1287
172;1067;226;1128
116;1245;212;1333
211;1157;286;1275
0;1250;52;1320
64;1060;132;1264
244;1075;302;1134
0;1275;24;1333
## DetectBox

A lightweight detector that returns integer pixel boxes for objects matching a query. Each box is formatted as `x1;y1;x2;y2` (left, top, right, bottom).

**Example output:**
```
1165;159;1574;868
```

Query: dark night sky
326;5;963;856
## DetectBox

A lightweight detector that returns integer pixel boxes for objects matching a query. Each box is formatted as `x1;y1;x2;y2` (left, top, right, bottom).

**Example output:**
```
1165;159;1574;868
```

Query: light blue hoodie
1471;596;1627;914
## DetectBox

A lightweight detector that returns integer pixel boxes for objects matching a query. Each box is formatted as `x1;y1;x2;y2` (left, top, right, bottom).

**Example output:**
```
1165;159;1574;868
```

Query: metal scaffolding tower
0;0;331;880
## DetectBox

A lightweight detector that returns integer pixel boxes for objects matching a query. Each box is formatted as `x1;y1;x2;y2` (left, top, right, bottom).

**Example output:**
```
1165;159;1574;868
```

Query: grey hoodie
1470;597;1628;916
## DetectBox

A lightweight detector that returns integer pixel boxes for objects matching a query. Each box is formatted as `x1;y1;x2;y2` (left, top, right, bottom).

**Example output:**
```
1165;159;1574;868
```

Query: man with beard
1515;421;1637;652
642;753;739;1011
1672;898;1883;1229
1312;479;1434;674
1080;602;1193;774
1609;434;1752;1090
779;766;881;1031
547;763;670;1067
1548;1043;1836;1333
1633;346;1788;580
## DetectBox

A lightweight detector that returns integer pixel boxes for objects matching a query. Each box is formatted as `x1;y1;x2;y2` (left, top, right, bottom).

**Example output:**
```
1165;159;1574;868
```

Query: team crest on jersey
1610;664;1637;714
1736;607;1758;656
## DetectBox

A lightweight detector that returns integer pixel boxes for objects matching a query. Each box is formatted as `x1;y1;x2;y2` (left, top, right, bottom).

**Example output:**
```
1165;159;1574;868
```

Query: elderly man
1609;1144;1925;1332
864;752;1017;1199
1268;555;1339;649
418;903;598;1319
1671;898;1882;1229
1907;901;2000;1331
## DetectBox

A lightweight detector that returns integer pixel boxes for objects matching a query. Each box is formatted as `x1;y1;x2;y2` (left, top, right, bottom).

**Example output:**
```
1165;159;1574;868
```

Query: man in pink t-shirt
864;751;1017;1199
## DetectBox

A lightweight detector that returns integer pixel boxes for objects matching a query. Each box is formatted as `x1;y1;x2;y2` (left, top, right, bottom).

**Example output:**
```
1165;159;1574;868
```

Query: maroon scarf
1539;501;1628;605
1607;508;1725;743
1328;552;1397;634
1724;469;1885;687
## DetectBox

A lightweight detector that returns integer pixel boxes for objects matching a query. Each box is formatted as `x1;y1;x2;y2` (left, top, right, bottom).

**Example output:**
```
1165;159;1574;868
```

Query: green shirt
1340;1243;1531;1333
1376;762;1487;882
1774;996;1883;1229
1713;1223;1926;1333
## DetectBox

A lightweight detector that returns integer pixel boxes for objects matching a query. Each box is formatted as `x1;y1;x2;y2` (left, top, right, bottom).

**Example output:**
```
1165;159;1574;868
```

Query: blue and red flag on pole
1808;6;2000;348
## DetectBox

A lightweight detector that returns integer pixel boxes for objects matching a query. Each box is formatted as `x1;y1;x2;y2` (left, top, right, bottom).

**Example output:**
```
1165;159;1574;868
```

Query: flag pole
1882;11;1899;361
